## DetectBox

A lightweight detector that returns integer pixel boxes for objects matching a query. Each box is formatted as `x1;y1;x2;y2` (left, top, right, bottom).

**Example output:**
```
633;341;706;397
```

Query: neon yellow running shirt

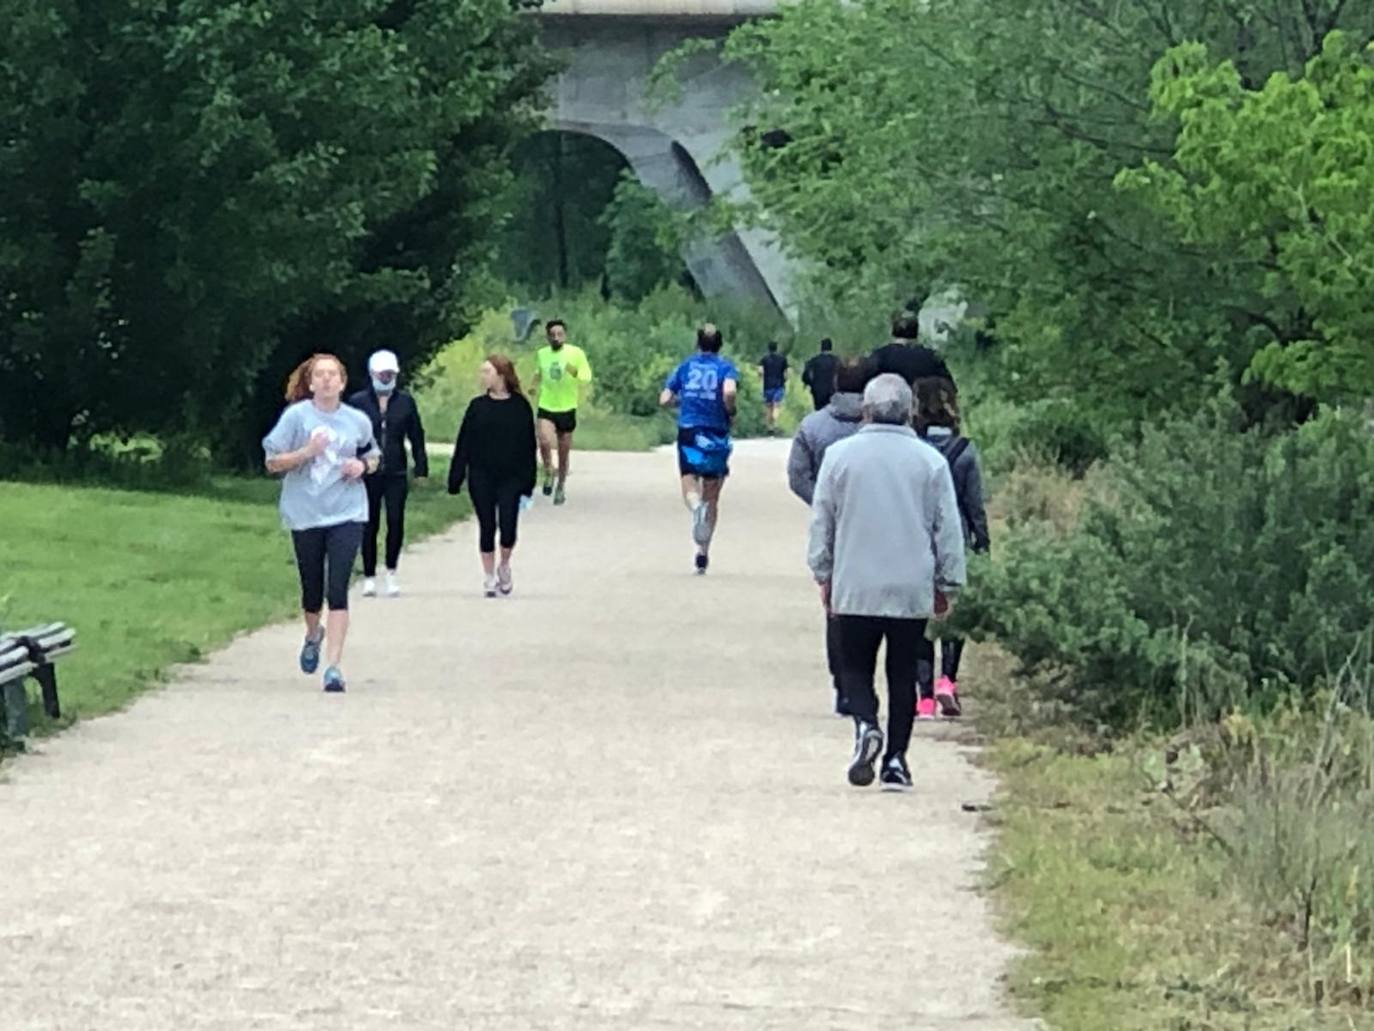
536;344;592;413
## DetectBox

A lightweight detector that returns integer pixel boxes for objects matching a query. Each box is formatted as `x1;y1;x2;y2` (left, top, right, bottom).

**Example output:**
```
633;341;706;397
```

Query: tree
599;172;687;303
709;0;1374;430
0;0;554;460
1119;33;1374;402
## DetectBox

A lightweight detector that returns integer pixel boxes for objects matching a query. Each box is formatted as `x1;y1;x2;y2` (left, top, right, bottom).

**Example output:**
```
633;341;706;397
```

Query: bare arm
722;379;738;418
659;388;678;408
265;444;318;475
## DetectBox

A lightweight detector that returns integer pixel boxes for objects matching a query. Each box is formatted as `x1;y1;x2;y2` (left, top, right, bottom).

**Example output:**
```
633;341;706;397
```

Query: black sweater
448;393;538;496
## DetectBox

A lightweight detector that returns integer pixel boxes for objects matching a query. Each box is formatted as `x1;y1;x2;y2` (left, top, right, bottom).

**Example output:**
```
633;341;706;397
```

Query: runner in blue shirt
660;324;739;575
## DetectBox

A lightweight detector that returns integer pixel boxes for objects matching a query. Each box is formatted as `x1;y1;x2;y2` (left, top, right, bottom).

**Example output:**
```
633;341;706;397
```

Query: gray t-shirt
262;401;379;531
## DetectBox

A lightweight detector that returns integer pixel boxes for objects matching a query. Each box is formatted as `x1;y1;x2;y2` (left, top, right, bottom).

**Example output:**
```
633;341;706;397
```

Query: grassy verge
1;459;465;733
988;737;1358;1030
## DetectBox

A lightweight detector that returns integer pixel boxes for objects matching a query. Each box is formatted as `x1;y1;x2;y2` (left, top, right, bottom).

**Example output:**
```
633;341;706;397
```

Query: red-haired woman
448;355;537;597
263;353;380;692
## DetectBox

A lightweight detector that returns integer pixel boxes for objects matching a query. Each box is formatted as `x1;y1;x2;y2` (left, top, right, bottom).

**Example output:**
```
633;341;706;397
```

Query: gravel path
0;440;1034;1030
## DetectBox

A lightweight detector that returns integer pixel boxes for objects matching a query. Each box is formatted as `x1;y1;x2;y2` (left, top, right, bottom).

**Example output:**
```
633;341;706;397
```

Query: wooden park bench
0;623;77;741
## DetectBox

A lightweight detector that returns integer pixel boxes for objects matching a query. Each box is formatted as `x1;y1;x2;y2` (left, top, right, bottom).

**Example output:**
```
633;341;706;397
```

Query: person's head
767;340;779;354
862;373;913;426
368;349;400;395
913;376;960;435
697;323;724;354
285;353;347;404
546;319;567;349
891;315;921;341
820;337;834;353
481;354;523;397
835;356;874;395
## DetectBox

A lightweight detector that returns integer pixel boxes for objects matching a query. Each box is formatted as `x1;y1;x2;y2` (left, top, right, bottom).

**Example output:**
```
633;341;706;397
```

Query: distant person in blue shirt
660;324;740;575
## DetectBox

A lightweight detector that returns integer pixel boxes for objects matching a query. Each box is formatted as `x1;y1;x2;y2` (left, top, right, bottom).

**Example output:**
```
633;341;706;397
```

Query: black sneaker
695;552;709;575
848;721;883;787
880;755;913;792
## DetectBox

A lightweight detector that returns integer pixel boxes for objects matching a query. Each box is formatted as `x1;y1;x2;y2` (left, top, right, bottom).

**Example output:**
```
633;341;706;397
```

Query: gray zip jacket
808;423;967;619
787;392;864;504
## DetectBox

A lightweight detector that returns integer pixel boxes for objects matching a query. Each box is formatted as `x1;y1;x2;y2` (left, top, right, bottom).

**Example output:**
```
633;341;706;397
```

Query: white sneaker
483;574;498;598
361;578;377;597
497;565;513;596
385;571;400;597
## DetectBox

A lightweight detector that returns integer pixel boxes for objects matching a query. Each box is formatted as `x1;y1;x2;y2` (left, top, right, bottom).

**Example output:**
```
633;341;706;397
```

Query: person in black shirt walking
758;341;790;435
801;338;841;412
869;315;956;389
448;355;538;598
348;349;429;598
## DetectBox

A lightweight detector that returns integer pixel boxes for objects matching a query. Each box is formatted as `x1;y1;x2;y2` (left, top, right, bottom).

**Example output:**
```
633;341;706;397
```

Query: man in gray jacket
808;374;966;791
788;357;873;715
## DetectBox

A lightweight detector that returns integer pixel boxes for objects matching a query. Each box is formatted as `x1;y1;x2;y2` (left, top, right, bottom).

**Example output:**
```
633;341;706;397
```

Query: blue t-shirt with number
665;353;740;431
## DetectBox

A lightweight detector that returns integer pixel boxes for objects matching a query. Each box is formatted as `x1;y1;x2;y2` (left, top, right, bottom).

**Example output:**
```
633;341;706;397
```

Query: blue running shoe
323;666;346;693
299;630;323;675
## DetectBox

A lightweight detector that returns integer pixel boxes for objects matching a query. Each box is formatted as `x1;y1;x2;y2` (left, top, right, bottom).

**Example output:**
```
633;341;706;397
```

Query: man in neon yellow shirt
530;319;593;505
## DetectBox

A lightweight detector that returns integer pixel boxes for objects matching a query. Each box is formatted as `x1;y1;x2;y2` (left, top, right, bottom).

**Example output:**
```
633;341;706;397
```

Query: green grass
988;734;1369;1030
0;460;466;733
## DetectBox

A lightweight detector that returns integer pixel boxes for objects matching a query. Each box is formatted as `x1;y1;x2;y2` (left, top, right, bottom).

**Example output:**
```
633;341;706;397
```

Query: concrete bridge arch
534;1;797;322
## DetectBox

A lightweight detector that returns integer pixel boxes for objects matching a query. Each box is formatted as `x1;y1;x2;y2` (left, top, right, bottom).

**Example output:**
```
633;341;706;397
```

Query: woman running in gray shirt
263;353;380;693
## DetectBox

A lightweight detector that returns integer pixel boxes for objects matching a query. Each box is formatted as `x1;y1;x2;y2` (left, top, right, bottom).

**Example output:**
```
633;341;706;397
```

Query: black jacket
347;388;428;478
802;352;840;408
870;341;955;388
924;429;990;553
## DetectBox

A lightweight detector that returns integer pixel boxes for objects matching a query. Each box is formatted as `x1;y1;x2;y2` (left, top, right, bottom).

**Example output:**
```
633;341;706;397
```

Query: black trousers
917;636;967;698
469;473;523;553
836;615;927;759
291;521;364;613
362;475;409;576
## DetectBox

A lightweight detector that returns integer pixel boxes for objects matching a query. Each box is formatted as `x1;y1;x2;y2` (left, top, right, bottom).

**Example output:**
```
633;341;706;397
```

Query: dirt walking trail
0;440;1035;1030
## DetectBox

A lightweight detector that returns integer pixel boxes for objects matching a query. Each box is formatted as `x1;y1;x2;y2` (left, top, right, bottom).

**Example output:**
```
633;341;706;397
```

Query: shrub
956;406;1374;727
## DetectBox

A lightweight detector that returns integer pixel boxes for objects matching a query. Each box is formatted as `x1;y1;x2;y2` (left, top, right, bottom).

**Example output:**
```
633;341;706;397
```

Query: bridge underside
537;13;796;322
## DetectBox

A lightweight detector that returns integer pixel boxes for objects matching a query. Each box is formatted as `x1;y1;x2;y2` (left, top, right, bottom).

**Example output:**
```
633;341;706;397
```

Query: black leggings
362;475;408;575
836;615;927;760
291;521;364;613
917;636;966;699
469;474;523;553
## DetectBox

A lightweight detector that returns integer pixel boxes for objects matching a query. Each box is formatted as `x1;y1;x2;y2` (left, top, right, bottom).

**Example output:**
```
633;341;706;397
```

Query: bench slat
0;662;37;686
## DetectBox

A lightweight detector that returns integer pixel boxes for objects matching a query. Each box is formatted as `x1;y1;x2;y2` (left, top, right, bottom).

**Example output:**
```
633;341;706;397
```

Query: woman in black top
448;354;538;597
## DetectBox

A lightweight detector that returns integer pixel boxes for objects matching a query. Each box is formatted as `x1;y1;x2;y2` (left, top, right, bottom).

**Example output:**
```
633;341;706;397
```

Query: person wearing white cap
347;349;429;596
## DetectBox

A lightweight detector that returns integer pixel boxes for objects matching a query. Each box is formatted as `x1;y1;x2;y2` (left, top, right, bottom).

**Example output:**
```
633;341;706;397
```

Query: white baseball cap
368;349;400;375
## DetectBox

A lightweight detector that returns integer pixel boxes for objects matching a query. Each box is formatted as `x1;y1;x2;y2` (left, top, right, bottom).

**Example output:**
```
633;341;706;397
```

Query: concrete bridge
533;0;798;322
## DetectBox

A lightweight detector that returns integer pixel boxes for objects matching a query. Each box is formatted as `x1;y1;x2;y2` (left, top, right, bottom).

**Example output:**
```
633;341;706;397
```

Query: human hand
819;581;832;612
341;458;366;480
933;590;954;621
304;427;330;457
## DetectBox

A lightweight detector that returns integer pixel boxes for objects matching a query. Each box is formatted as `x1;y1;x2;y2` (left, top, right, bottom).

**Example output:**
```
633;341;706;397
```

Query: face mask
371;375;396;394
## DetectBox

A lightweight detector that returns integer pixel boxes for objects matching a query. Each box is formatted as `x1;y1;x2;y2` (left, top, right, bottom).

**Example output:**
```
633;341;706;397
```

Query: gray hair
862;373;913;425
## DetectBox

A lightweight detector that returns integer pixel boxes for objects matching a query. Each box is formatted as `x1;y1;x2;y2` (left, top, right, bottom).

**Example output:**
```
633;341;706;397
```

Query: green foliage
706;0;1374;436
415;287;798;443
1119;33;1374;401
0;0;552;462
496;132;630;294
956;409;1374;727
599;172;687;303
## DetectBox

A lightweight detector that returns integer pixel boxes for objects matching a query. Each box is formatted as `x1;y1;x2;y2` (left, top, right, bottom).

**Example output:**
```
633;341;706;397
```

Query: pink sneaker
935;676;962;718
916;697;938;720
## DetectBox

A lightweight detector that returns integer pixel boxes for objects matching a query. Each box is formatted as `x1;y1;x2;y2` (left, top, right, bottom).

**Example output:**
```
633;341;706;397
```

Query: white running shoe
385;571;400;597
483;574;498;598
691;501;712;546
497;565;513;596
361;578;377;597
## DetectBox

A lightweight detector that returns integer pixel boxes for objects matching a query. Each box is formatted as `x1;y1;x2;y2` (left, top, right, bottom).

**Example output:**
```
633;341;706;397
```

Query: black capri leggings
468;473;524;553
291;521;364;613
